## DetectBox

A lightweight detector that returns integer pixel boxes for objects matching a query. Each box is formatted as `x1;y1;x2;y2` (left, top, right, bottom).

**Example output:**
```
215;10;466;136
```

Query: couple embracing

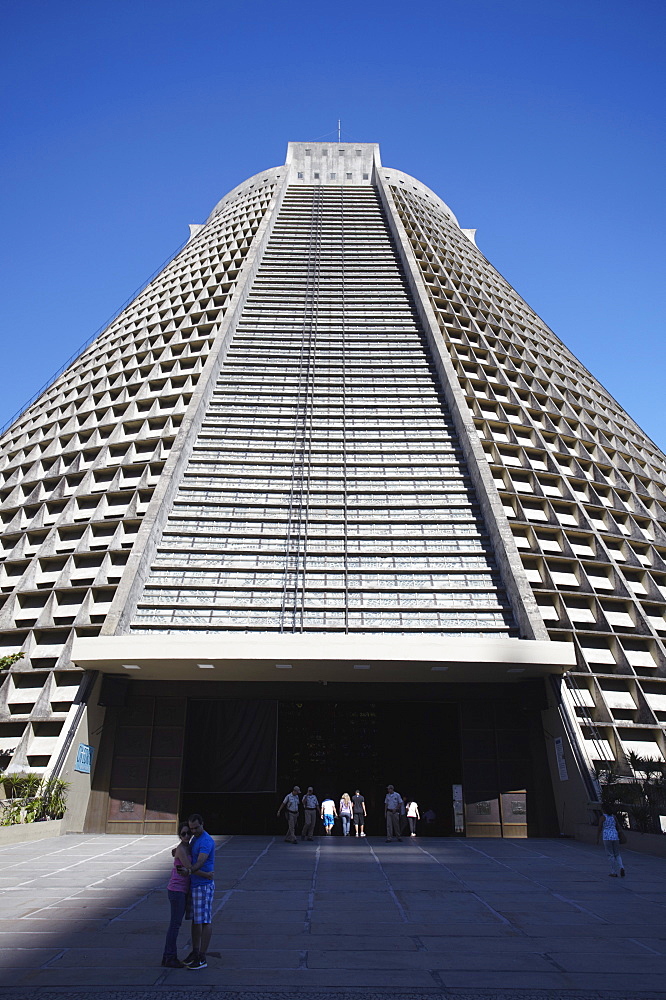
162;813;215;970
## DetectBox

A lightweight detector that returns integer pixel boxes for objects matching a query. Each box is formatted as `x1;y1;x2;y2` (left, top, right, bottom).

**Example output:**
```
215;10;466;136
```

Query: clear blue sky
2;1;664;447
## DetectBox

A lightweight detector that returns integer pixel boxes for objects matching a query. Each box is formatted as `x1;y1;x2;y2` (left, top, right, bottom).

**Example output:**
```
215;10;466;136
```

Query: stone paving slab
0;834;665;997
1;990;666;1000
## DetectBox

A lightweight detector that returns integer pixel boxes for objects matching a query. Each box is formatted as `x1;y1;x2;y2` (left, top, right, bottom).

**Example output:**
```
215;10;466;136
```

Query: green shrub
39;777;69;820
0;800;22;826
2;771;41;799
0;652;24;673
597;752;666;834
0;772;69;825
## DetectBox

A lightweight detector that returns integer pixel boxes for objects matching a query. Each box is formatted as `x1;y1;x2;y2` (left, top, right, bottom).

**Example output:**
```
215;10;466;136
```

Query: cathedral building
1;143;664;836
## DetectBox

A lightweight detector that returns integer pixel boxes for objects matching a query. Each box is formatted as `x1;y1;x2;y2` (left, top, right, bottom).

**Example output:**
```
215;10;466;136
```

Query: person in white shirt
596;807;626;877
384;784;404;842
406;800;420;836
277;785;301;844
301;787;319;841
321;796;337;835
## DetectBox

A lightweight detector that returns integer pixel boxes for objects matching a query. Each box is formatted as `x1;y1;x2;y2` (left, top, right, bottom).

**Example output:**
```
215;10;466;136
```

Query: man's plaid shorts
191;882;214;923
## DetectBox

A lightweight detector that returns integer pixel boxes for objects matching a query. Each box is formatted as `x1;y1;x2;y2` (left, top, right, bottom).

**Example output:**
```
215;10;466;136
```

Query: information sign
554;736;569;781
74;743;94;774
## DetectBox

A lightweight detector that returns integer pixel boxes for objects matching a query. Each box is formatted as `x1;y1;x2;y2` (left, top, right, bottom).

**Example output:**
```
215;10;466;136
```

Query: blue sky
1;0;664;447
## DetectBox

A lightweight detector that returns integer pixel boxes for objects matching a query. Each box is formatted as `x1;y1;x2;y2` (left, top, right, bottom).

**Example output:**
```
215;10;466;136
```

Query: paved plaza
0;833;664;1000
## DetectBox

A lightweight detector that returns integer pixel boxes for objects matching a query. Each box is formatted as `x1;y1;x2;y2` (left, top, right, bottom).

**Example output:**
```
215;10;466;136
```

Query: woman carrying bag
596;806;626;878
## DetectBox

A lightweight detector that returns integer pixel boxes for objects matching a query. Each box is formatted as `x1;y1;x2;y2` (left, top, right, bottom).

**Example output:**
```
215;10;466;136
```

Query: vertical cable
340;188;349;633
280;188;320;631
297;188;322;631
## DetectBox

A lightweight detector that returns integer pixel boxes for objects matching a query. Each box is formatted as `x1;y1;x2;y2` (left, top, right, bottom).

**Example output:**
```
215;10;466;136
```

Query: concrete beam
71;632;575;683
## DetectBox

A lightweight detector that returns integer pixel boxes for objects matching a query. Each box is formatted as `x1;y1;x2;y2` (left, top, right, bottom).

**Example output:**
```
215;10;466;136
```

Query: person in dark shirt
301;787;319;841
352;789;366;837
277;785;301;843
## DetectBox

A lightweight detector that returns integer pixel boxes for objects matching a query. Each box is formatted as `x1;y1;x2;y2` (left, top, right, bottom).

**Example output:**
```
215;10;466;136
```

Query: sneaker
182;951;198;967
385;838;392;843
187;956;207;970
163;956;186;968
620;868;626;877
360;832;366;836
397;837;403;842
411;833;416;837
608;873;618;877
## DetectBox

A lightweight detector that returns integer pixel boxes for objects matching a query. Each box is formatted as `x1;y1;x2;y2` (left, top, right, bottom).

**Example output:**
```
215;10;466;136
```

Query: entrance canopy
71;633;575;683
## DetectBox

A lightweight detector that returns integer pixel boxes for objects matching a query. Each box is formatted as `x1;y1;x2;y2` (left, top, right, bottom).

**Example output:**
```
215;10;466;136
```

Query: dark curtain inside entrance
183;699;277;793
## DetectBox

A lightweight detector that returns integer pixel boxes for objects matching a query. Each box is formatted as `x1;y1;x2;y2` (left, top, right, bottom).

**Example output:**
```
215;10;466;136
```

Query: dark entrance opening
176;679;558;838
181;697;461;836
277;699;461;837
92;677;558;836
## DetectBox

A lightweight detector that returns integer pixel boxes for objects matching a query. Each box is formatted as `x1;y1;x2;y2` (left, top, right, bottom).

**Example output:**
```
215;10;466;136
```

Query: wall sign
554;736;569;781
74;743;94;774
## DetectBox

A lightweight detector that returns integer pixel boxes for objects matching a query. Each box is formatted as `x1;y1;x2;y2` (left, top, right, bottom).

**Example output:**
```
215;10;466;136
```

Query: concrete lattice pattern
385;177;666;770
0;176;277;769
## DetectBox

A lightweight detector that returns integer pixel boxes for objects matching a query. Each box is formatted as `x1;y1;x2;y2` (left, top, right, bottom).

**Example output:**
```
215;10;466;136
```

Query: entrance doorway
181;698;462;836
277;699;461;837
94;677;558;836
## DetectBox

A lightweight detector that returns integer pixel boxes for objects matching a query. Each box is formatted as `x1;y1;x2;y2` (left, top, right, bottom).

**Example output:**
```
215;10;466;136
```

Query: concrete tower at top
286;141;380;185
1;141;665;838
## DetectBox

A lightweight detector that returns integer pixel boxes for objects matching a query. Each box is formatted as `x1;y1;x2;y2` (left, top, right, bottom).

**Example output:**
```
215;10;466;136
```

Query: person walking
301;786;319;841
352;789;366;837
277;785;301;844
180;813;215;970
339;792;353;836
399;793;408;837
321;795;337;835
384;784;404;842
406;799;420;837
596;806;626;877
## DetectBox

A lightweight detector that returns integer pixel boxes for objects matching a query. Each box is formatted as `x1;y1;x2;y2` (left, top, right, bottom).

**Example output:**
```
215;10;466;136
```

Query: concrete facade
1;142;666;838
